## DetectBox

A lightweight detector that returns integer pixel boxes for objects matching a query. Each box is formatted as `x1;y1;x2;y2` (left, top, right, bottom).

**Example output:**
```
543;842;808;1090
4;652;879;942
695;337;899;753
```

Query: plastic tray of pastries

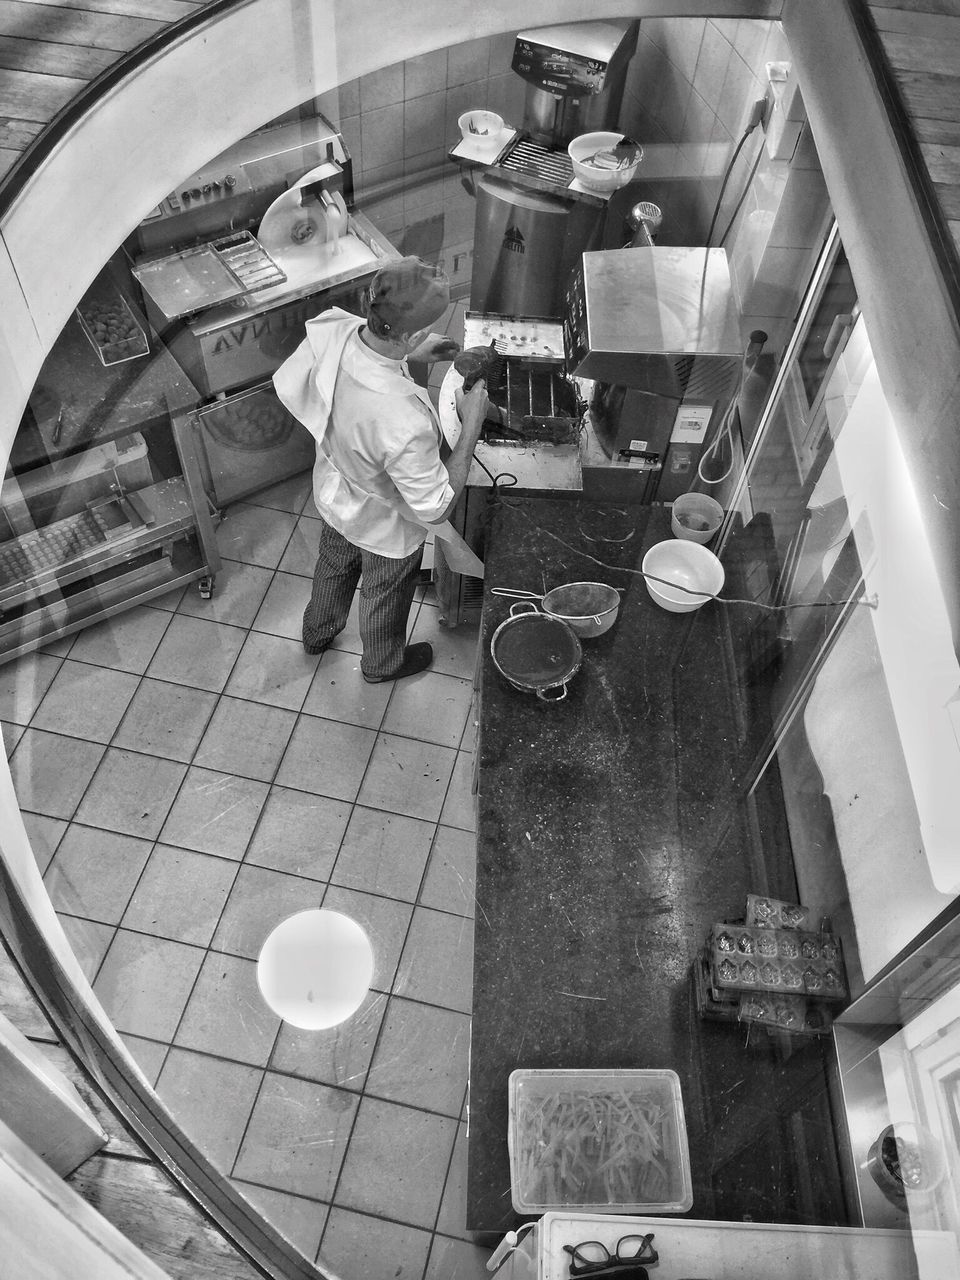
709;923;846;999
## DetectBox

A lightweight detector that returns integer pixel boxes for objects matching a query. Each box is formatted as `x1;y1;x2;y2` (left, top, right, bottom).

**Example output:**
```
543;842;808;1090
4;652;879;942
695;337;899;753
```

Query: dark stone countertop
466;492;848;1235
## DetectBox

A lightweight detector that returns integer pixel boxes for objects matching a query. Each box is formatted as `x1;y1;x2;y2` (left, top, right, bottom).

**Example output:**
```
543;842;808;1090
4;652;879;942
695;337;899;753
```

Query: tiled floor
1;307;495;1280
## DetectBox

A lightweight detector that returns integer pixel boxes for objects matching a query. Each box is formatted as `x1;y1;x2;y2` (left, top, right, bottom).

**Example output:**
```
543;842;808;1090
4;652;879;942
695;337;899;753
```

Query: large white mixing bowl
641;539;725;613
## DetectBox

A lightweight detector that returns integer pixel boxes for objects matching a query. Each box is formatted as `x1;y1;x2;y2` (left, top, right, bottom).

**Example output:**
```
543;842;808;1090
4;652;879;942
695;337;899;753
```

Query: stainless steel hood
563;246;743;401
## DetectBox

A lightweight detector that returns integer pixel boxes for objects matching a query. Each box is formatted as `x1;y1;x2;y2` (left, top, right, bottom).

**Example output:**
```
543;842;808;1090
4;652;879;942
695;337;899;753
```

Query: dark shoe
362;643;433;684
302;639;329;656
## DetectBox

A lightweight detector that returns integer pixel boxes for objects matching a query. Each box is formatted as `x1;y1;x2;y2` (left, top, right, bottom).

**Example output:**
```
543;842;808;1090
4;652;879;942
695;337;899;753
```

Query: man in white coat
274;256;488;682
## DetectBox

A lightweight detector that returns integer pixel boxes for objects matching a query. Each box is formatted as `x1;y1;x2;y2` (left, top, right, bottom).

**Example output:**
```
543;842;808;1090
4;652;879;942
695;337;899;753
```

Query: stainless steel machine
564;246;744;500
465;19;640;320
128;115;400;506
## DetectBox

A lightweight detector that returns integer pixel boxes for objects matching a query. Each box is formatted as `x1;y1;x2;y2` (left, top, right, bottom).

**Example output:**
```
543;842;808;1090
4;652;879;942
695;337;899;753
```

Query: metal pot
491;581;621;638
490;602;583;701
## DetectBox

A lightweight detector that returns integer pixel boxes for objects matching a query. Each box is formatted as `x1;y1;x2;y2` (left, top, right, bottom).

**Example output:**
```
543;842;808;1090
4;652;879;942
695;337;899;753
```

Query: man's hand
408;333;461;364
455;378;491;437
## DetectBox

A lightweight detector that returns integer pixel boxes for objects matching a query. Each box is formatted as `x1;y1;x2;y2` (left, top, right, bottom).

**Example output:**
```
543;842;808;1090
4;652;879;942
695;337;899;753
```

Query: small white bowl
459;110;504;141
641;539;724;613
670;492;724;544
568;131;643;191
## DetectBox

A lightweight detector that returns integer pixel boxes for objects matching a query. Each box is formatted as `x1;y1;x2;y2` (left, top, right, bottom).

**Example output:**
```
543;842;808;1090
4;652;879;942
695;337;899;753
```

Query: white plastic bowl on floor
641;539;725;613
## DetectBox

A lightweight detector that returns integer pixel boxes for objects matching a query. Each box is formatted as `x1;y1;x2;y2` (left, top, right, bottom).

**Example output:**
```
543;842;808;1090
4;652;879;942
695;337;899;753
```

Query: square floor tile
439;750;476;832
246;472;312;515
2;719;23;755
334;1095;457;1229
156;1048;263;1173
244;786;350;882
419;826;477;918
113;678;218;763
94;929;205;1040
121;844;237;945
158;766;268;859
381;670;473;747
270;988;387;1092
194;697;297;783
147;615;247;693
436;1121;471;1239
233;1072;358;1200
57;914;115;983
224;631;318;710
0;652;61;725
212;864;325;960
303;649;392;730
44;825;153;924
365;996;469;1117
277;514;323;578
425;1235;491;1280
252;571;311;642
175;951;280;1066
357;733;456;823
119;1033;169;1088
217;502;299;569
330;805;433;902
75;748;187;839
176;558;275;628
394;907;474;1014
8;729;106;820
321;885;414;993
67;606;172;674
276;714;376;803
409;606;480;678
30;660;140;743
319;1207;430;1280
232;1180;327;1265
20;811;66;874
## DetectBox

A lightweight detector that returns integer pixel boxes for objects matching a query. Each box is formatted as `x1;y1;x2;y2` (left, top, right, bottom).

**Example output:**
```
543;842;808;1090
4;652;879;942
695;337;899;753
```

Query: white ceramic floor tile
67;606;172;675
147;615;247;694
224;630;319;710
303;649;392;730
0;651;61;725
193;696;297;783
176;557;275;628
156;1048;264;1174
356;732;456;823
251;571;311;641
232;1180;328;1266
113;678;218;763
174;950;280;1066
277;513;323;577
393;906;474;1014
330;805;434;902
9;728;106;820
381;669;473;748
31;659;140;743
44;824;153;924
275;714;377;803
233;1072;359;1200
319;1207;431;1280
216;502;299;569
244;786;350;882
75;748;187;840
158;766;268;860
94;929;205;1041
121;844;238;946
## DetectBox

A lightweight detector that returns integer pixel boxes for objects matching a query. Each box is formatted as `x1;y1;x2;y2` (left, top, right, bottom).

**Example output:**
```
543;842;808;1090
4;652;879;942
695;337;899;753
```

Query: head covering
366;257;450;337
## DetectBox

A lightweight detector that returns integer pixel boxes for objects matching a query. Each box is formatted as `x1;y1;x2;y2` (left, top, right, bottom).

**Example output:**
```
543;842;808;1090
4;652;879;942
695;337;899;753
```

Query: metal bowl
490;603;582;702
541;581;620;638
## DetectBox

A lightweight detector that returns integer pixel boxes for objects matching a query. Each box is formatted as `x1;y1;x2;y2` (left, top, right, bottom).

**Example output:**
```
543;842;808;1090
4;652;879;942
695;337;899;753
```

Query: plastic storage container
508;1068;693;1215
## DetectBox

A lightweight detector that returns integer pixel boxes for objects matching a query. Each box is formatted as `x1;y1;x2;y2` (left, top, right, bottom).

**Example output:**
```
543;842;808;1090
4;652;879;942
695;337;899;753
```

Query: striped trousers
303;517;424;679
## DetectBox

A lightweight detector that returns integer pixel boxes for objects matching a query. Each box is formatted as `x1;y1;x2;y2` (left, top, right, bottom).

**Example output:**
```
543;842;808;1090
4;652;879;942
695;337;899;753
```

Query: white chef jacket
273;308;455;558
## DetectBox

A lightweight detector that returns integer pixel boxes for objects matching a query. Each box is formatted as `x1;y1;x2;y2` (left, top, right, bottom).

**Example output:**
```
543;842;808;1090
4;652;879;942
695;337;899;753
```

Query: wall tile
404;91;447;159
360;64;404;113
405;50;447;100
360;104;405;175
448;37;490;88
696;20;734;109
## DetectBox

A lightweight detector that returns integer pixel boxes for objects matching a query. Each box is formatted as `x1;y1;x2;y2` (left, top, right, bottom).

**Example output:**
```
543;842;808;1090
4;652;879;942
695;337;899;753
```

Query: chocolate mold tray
745;893;810;930
738;992;834;1037
709;923;846;999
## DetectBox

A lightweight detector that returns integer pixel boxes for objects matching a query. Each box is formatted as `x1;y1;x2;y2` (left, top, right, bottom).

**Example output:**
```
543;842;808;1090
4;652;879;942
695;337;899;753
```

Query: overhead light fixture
256;909;374;1030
